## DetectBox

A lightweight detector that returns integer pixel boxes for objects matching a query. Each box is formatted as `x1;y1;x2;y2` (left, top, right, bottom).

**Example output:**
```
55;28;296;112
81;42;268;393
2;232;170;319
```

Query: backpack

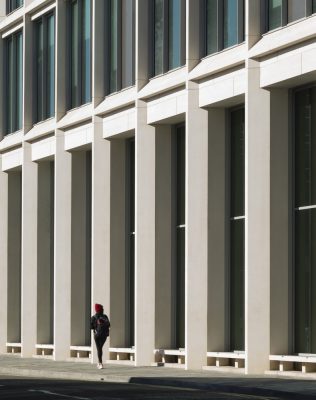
94;314;110;337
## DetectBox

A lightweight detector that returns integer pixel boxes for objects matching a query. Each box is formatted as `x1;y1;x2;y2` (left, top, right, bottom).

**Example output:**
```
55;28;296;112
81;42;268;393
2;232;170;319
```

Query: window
6;0;23;14
172;125;185;348
34;13;55;124
294;86;316;354
68;0;91;109
229;107;245;351
5;31;23;134
267;0;315;32
106;0;135;94
205;0;244;56
126;139;135;346
151;0;186;77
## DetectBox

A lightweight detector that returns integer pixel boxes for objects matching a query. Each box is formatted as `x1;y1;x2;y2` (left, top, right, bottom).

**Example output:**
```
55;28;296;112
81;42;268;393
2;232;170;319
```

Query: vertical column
186;0;202;72
245;59;270;374
93;0;105;107
135;100;155;365
245;0;262;50
185;82;208;369
54;130;72;360
23;14;33;133
21;143;38;357
56;0;67;121
0;157;8;352
207;108;227;352
270;89;289;354
0;2;5;21
110;140;127;347
136;0;150;91
91;116;110;364
155;126;173;349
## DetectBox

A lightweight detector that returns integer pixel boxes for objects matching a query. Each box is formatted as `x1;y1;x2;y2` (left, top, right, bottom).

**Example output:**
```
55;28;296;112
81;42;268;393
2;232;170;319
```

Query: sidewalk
1;355;316;399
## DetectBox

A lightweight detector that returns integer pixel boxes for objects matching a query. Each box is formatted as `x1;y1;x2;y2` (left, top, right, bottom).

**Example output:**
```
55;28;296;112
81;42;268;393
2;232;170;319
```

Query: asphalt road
0;376;284;400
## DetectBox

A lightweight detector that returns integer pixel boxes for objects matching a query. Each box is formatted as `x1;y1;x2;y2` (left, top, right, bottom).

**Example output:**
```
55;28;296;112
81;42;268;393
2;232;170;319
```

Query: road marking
28;389;91;400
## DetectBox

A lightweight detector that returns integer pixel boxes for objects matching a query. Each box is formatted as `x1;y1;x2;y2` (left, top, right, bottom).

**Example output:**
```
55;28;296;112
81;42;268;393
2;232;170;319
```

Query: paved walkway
1;355;316;399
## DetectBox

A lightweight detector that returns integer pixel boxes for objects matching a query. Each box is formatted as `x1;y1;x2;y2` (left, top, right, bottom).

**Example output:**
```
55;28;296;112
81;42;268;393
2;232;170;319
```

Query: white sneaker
97;363;103;369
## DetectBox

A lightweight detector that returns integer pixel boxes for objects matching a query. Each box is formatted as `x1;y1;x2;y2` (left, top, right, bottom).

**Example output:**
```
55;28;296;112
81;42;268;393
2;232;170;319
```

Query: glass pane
110;0;119;93
71;0;79;108
128;233;135;346
268;0;282;30
47;14;55;118
295;88;316;208
122;0;135;88
36;20;43;122
16;32;23;131
82;0;91;103
295;209;316;353
230;219;245;351
313;0;316;13
288;0;306;23
206;0;218;55
176;227;185;348
231;108;245;217
168;0;182;70
224;0;238;48
7;37;13;134
154;0;164;76
176;126;185;226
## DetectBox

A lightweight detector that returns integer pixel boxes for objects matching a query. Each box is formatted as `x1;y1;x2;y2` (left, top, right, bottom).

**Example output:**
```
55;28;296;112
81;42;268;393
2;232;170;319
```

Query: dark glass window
5;30;23;134
152;0;185;77
294;86;316;354
69;0;91;109
229;107;245;352
7;0;23;14
126;139;135;347
34;13;55;124
205;0;244;56
173;125;185;349
106;0;135;94
267;0;315;32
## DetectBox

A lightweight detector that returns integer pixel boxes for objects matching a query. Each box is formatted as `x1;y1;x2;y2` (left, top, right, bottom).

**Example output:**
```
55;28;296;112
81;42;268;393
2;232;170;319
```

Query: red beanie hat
95;303;103;313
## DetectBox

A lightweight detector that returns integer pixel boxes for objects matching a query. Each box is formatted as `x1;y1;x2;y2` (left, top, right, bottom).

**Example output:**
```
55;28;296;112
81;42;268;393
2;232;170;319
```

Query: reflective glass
110;0;119;93
231;108;245;217
313;0;316;13
7;37;13;133
71;0;79;107
154;0;164;75
206;0;218;55
176;227;185;349
36;20;44;122
294;88;316;208
122;0;135;88
47;14;55;118
288;0;306;23
230;219;245;351
16;32;23;131
295;209;316;353
82;0;91;103
268;0;282;30
224;0;238;48
168;0;181;70
176;125;185;226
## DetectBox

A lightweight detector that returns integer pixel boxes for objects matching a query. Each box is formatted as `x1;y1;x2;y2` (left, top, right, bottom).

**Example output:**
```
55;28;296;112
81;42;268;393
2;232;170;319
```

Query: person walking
91;303;110;369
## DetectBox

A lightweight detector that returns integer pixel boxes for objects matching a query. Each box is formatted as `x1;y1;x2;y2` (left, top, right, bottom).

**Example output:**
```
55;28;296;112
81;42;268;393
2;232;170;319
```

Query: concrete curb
1;367;316;399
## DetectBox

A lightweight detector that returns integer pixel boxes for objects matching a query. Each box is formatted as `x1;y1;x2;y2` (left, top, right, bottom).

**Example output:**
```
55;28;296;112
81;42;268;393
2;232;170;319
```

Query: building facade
0;0;316;375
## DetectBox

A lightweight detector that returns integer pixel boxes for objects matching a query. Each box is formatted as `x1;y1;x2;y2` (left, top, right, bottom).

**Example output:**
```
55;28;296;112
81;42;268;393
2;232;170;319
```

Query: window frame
6;0;23;15
264;0;316;33
150;0;186;78
33;11;55;124
67;0;92;110
203;0;244;58
105;0;135;95
5;30;23;135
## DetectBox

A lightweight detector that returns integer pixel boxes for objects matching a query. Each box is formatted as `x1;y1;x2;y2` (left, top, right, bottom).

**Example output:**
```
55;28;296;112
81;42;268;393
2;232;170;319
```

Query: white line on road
28;389;91;400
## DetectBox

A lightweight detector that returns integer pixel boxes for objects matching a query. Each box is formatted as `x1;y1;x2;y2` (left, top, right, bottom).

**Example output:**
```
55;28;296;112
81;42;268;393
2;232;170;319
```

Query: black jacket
90;313;110;338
